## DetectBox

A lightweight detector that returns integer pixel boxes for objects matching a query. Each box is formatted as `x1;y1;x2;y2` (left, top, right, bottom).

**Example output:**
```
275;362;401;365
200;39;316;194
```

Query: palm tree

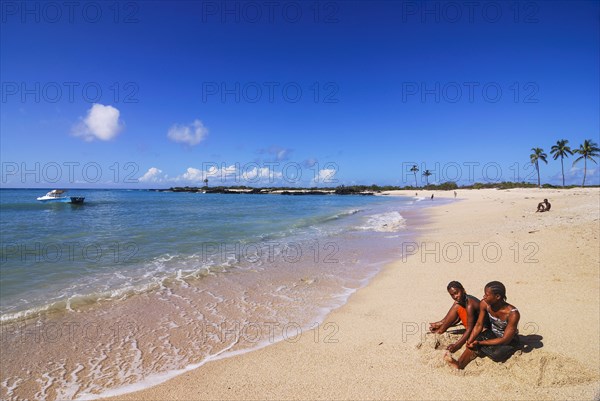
530;147;547;188
573;139;600;187
410;165;419;187
422;169;432;186
550;139;573;187
203;178;208;188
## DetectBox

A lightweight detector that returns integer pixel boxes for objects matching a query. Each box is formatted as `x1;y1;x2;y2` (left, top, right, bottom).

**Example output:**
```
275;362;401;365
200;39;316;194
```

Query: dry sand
106;188;600;400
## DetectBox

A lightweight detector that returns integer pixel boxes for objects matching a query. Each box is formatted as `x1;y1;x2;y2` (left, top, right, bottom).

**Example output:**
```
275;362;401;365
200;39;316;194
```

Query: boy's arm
447;301;477;352
466;301;487;347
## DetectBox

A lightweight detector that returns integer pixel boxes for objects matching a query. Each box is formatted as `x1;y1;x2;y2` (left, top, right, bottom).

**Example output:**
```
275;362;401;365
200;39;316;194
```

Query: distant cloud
303;158;318;168
565;165;599;183
535;164;599;186
176;165;236;183
274;149;290;161
139;167;167;183
171;165;284;185
179;167;207;182
313;168;338;184
257;146;292;161
167;119;208;146
243;167;283;182
72;104;123;141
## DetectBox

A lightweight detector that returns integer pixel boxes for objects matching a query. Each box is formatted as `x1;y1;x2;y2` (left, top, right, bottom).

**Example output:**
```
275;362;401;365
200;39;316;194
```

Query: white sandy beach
106;188;600;400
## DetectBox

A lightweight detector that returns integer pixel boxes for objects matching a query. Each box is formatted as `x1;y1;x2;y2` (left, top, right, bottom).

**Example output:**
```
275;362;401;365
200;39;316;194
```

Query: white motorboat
37;190;85;204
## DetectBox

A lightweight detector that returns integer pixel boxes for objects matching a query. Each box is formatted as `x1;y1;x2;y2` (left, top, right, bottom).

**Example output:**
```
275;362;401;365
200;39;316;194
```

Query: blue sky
1;0;599;188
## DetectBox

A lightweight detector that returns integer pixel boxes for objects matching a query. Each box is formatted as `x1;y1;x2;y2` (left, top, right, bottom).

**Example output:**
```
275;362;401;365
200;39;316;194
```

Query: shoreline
88;198;432;400
1;193;425;400
103;187;600;400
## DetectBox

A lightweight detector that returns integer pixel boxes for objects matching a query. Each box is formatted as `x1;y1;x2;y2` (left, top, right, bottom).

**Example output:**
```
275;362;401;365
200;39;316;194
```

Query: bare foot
444;351;459;369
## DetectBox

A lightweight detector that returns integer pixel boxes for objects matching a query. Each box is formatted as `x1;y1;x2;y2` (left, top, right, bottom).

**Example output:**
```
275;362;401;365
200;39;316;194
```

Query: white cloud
275;149;289;161
257;146;292;161
220;165;238;177
171;164;286;185
566;165;597;177
176;165;237;183
72;104;123;141
243;167;283;182
313;168;338;184
566;165;599;183
179;167;207;182
167;119;208;146
267;146;292;161
139;167;167;183
303;158;318;167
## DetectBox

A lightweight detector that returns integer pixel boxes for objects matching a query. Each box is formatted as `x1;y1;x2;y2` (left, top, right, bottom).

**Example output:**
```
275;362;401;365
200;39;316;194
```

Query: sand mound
416;332;599;388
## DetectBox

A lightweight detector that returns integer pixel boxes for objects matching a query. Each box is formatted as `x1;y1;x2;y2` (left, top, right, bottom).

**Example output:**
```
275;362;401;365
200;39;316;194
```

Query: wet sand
2;198;425;400
104;188;600;400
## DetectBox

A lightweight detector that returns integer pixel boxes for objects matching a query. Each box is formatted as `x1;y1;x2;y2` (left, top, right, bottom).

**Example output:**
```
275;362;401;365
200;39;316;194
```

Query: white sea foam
1;377;23;400
357;211;406;232
76;290;357;401
0;254;233;324
328;208;361;221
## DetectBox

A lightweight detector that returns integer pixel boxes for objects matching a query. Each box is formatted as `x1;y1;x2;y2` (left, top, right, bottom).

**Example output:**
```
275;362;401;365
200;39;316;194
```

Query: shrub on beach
464;182;538;190
424;182;458;190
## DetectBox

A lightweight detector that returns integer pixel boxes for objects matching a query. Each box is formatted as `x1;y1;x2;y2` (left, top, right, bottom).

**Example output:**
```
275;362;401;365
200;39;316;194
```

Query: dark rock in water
159;187;374;196
334;188;374;195
171;186;202;192
204;188;231;194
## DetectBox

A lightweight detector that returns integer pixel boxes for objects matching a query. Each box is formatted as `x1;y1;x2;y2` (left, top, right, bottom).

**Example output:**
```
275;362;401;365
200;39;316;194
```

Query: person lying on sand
429;281;481;353
536;199;551;212
444;281;520;369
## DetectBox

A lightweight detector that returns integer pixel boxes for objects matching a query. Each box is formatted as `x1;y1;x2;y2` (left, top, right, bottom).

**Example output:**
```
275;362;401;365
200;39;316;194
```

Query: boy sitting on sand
536;199;551;212
444;281;520;369
429;281;481;353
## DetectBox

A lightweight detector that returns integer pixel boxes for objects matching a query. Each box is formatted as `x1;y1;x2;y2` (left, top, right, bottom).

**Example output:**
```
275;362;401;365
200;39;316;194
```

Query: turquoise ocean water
2;189;415;320
0;189;434;400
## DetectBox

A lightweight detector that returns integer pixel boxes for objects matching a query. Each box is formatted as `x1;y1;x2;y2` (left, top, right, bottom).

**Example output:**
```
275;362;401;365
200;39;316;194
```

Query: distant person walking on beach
429;281;481;353
445;281;520;369
454;191;457;198
536;199;551;212
431;194;434;200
